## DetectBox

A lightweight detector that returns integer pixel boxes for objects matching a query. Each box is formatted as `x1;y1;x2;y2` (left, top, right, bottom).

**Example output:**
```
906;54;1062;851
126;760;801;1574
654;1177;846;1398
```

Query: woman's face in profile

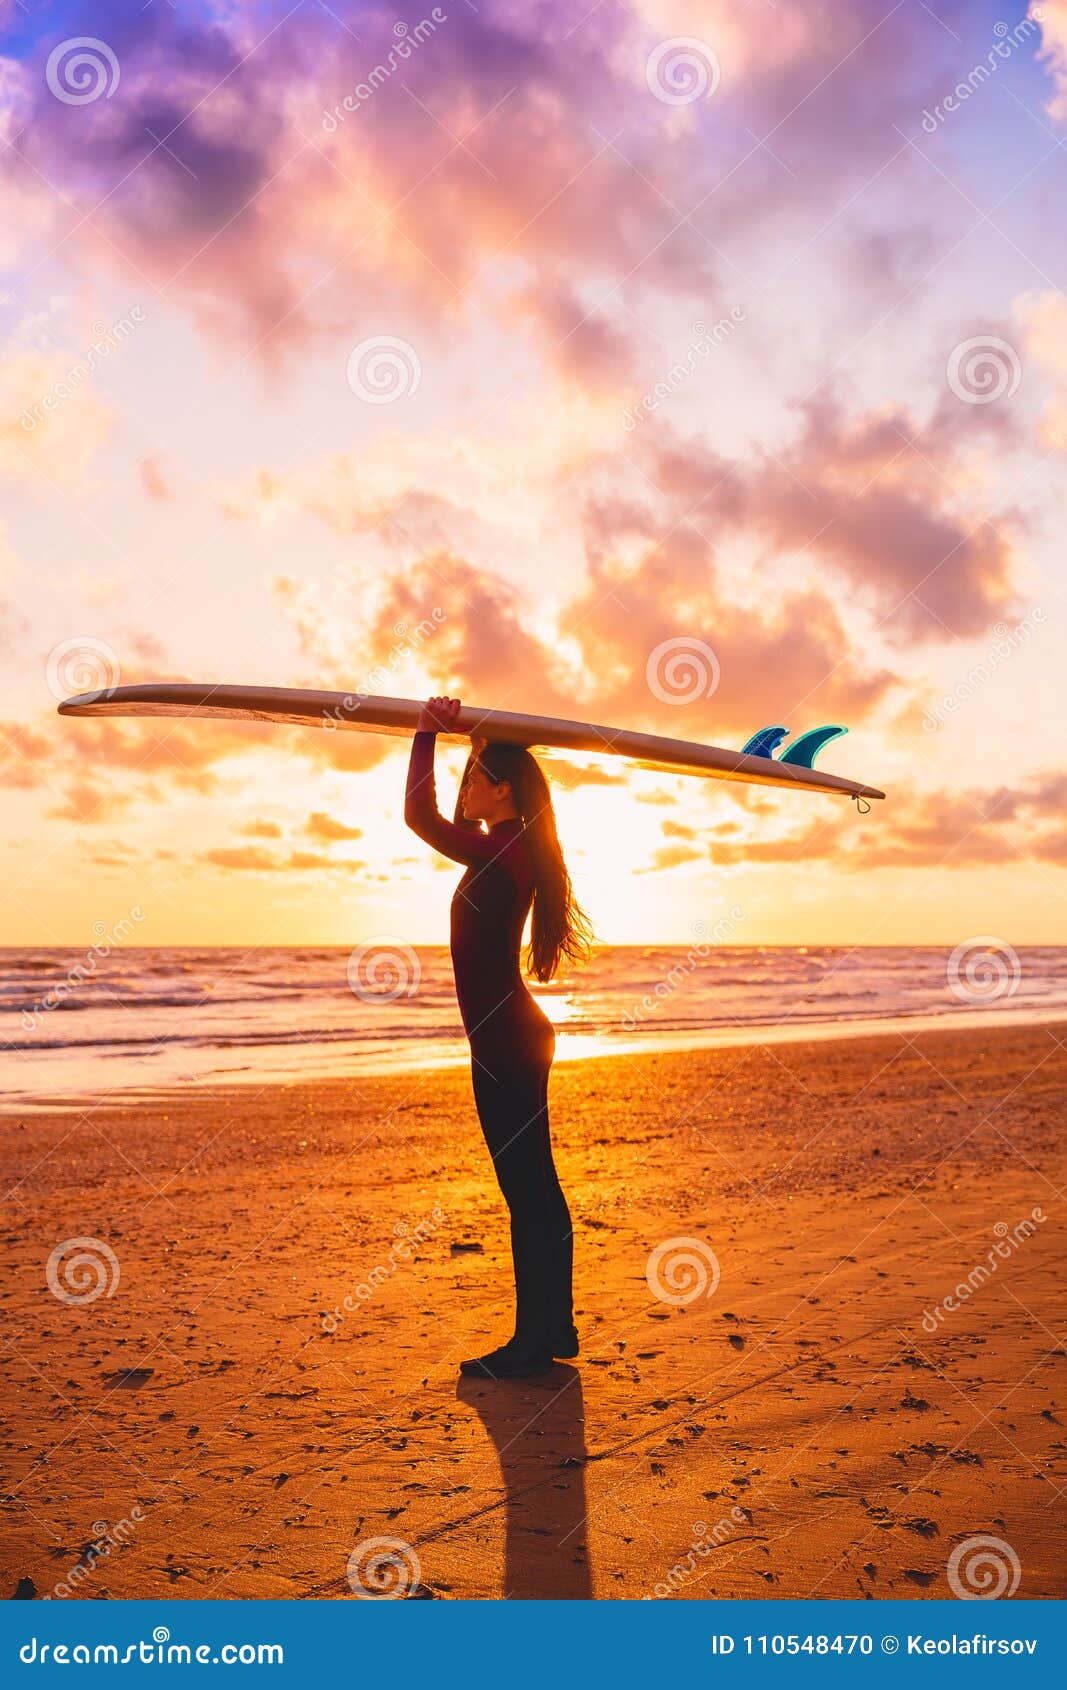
461;759;506;821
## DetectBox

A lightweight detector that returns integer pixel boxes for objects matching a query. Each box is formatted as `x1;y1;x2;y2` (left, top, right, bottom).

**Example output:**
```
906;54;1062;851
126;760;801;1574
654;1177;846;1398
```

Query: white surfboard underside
57;684;886;801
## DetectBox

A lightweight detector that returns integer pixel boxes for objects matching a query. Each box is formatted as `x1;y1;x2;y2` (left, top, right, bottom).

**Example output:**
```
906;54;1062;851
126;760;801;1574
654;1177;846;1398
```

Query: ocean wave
3;945;1067;1094
1;1020;469;1054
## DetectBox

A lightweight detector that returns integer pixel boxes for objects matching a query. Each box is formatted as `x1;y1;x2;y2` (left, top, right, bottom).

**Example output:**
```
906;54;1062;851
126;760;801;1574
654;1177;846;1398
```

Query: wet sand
2;1020;1064;1600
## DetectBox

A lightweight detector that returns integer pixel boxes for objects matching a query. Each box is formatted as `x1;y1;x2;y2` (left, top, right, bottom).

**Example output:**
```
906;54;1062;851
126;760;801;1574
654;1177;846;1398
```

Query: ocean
2;943;1065;1109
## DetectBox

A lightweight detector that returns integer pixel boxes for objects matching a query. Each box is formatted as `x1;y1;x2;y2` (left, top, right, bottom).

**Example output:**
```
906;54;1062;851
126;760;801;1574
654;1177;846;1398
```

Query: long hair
476;740;595;982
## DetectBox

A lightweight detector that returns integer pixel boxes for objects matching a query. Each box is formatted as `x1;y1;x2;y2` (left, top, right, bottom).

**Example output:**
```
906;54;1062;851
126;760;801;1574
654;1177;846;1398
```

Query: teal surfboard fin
741;725;789;759
779;725;848;768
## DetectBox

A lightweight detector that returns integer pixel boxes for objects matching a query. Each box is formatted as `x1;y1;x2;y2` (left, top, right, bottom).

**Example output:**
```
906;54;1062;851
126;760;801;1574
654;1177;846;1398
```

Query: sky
1;0;1066;949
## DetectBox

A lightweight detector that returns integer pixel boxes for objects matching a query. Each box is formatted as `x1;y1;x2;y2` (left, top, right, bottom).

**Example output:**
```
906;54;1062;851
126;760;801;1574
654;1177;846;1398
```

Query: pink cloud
641;394;1022;641
702;771;1067;869
359;541;897;738
2;0;981;376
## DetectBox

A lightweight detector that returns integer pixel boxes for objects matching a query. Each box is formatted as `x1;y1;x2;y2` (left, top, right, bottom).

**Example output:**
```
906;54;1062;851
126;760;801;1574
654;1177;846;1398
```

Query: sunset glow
2;1;1065;948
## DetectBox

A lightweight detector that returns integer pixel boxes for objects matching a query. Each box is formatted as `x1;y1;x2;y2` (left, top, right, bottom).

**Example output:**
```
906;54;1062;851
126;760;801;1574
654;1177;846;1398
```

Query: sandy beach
2;1019;1064;1601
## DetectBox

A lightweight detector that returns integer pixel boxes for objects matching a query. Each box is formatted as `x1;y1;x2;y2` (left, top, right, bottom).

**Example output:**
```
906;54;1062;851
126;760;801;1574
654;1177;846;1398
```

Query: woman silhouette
405;695;593;1378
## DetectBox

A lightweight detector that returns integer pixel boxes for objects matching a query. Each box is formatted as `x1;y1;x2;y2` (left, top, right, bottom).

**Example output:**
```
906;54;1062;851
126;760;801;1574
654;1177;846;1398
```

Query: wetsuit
404;730;573;1350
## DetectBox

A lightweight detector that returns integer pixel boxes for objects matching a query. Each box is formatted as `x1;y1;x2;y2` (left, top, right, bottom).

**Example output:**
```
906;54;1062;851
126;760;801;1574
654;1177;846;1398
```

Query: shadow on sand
455;1365;592;1598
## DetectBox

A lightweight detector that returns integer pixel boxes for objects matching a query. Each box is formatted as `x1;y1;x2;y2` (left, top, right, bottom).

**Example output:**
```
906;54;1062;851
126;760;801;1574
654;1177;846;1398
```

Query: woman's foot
548;1323;579;1359
459;1340;555;1379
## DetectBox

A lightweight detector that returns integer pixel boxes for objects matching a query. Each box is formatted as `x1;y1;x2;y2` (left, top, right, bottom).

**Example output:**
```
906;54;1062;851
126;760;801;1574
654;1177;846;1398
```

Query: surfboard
56;683;885;801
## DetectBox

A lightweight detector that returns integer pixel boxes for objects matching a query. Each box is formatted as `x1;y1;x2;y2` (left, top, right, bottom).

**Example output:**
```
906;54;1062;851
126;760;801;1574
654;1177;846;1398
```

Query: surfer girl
404;696;594;1378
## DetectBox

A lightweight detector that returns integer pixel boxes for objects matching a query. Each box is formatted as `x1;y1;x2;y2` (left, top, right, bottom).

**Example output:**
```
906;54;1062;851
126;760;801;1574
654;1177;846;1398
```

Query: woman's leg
469;1032;563;1354
538;1060;575;1338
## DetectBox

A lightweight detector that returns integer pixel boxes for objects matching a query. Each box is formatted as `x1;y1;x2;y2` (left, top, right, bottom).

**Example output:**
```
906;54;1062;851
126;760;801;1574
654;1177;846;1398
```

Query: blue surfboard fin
741;725;789;759
779;725;848;768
